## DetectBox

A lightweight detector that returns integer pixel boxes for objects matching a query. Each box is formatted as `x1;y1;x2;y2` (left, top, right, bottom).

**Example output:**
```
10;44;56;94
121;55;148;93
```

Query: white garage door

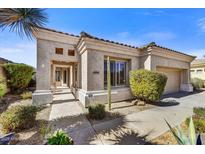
156;67;181;94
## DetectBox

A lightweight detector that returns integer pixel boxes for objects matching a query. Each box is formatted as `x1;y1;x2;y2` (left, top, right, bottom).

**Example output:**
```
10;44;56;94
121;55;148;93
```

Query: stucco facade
191;59;205;85
33;27;195;107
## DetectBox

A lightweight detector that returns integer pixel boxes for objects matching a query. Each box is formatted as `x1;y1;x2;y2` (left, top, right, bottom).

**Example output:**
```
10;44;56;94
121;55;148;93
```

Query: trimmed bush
4;63;34;92
47;129;73;145
20;91;32;99
0;76;7;98
129;69;167;102
191;78;204;89
88;103;106;120
0;105;38;133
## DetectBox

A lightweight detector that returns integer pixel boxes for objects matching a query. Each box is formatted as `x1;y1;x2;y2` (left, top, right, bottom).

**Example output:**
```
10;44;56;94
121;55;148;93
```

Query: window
104;59;127;87
68;50;75;56
55;48;63;55
196;69;203;74
190;70;195;74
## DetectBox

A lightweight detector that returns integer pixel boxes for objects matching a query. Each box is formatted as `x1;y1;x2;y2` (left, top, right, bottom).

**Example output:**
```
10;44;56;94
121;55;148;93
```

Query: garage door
156;67;181;94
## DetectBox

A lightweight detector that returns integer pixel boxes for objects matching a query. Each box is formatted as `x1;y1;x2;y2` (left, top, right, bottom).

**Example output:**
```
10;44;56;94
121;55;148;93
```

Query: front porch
33;60;80;106
51;60;79;89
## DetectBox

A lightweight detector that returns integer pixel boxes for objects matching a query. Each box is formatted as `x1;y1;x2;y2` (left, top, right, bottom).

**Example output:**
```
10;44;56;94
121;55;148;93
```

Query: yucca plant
0;8;47;39
165;117;202;145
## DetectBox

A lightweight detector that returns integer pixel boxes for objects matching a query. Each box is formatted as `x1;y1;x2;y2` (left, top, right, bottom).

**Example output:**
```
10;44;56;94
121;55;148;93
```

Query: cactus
165;117;202;145
107;56;111;111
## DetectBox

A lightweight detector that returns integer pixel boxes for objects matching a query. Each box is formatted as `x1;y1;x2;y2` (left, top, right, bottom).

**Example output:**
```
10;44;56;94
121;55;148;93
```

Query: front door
62;69;68;87
55;67;62;86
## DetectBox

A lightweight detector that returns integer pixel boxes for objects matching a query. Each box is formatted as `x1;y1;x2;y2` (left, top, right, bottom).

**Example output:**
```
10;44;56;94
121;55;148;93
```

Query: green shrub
0;76;7;98
191;78;205;89
129;69;167;102
20;91;32;99
47;129;73;145
193;107;205;117
4;63;34;92
186;116;205;133
0;105;38;133
88;103;106;120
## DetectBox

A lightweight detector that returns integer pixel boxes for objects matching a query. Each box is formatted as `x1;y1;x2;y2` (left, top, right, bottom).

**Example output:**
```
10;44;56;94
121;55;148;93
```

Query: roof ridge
39;27;79;38
140;42;195;58
80;31;138;49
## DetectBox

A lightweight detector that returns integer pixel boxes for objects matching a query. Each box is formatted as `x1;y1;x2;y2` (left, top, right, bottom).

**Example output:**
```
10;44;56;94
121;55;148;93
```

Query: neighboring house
33;27;195;107
191;59;205;82
0;57;13;79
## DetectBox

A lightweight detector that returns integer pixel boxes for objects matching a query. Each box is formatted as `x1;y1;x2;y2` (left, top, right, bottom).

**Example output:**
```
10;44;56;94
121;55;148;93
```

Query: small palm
0;8;48;39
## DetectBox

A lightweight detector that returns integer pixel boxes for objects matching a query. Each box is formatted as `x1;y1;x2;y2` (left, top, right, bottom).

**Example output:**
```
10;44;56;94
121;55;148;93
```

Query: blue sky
0;8;205;67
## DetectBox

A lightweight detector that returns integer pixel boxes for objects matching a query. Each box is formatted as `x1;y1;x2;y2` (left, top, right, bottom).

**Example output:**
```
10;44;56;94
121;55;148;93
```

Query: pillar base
32;90;53;106
180;84;193;92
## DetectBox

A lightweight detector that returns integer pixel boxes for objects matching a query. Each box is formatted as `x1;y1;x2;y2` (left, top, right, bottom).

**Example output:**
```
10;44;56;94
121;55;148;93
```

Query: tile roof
80;31;138;49
140;42;195;58
39;27;79;38
40;27;195;58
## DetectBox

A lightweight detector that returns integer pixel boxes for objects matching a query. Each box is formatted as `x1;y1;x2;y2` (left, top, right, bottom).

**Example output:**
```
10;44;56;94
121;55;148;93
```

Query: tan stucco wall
150;55;190;71
191;66;205;80
81;50;88;90
36;38;79;90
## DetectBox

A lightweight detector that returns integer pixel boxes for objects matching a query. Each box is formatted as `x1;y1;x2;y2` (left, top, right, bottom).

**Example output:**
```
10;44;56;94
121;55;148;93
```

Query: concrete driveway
122;90;205;140
50;90;205;144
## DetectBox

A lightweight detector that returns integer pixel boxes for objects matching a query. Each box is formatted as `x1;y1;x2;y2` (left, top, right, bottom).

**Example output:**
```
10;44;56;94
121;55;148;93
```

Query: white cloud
143;32;176;41
186;48;205;58
134;9;166;16
198;17;205;32
117;32;130;38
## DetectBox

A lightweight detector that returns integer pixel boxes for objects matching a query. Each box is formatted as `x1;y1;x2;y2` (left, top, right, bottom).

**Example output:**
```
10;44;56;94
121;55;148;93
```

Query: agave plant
165;117;202;145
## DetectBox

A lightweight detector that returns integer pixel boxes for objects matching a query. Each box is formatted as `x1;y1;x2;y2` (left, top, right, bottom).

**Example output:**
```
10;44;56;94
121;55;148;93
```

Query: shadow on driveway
162;90;204;99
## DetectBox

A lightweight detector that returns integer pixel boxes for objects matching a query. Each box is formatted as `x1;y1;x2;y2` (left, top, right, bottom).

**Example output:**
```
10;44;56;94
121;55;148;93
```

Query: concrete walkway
49;88;85;120
49;90;205;144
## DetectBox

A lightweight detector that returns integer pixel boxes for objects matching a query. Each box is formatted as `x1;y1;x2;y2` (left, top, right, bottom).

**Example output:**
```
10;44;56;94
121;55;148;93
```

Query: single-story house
32;27;195;107
191;59;205;83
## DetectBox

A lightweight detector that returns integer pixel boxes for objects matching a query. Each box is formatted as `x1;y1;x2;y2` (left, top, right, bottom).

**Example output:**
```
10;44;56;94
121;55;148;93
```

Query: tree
107;56;111;111
0;8;47;39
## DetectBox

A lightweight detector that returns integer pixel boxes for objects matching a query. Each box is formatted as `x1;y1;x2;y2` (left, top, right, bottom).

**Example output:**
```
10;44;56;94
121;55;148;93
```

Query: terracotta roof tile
140;42;195;57
80;31;138;49
39;27;79;38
